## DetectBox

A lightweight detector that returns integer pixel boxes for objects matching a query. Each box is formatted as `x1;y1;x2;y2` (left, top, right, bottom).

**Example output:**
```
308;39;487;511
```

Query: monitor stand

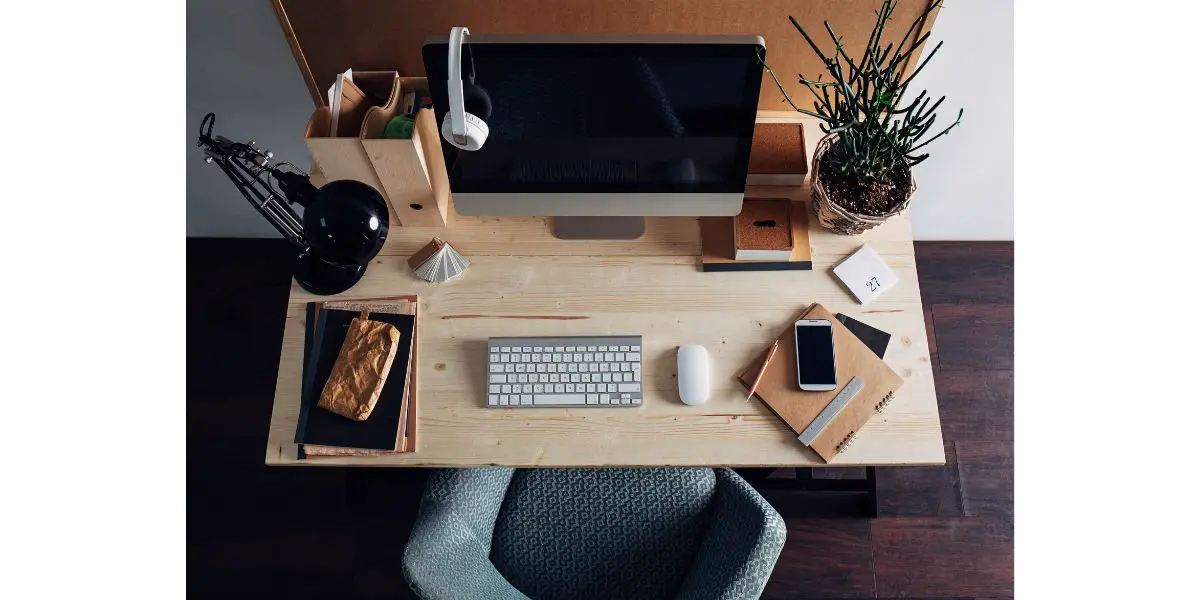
553;217;645;240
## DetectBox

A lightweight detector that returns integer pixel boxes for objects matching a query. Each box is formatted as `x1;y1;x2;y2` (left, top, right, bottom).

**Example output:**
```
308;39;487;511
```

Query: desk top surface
265;119;944;467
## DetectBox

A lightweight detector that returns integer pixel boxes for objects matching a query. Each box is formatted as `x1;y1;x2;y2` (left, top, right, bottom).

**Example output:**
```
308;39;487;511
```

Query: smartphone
794;319;837;391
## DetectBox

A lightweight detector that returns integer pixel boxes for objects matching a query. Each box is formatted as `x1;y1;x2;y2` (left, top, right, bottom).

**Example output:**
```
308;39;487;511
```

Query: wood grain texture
956;441;1014;518
874;442;964;517
934;370;1014;442
913;242;1014;305
924;307;939;373
871;517;1014;598
931;304;1014;371
763;519;876;599
267;118;944;467
275;0;940;111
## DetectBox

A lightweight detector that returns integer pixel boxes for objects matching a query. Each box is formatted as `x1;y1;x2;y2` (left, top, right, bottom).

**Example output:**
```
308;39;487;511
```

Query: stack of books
295;297;419;457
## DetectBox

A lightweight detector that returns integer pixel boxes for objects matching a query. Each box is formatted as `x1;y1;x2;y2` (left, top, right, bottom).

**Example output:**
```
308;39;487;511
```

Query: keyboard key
521;394;533;404
574;353;584;362
570;374;581;383
566;384;575;393
599;395;611;405
618;383;641;393
632;365;642;379
604;353;614;362
542;353;552;362
599;346;609;352
489;385;501;393
615;352;625;361
607;383;618;393
501;354;510;363
489;374;505;383
602;373;612;382
554;346;565;352
502;384;512;393
586;394;599;404
590;364;601;372
619;345;630;352
584;353;594;362
587;346;597;352
581;373;591;382
537;364;547;373
610;363;620;372
499;346;510;353
489;395;499;406
600;363;609;372
619;363;631;372
539;374;549;383
554;383;565;393
557;364;567;373
534;384;544;394
518;373;529;383
534;394;586;405
505;364;515;373
516;364;526;373
631;345;640;352
568;363;578;373
490;354;499;362
552;354;562;362
500;394;510;404
489;364;503;373
627;353;641;362
522;384;533;393
521;353;531;362
586;383;597;393
533;346;543;352
549;373;559;383
566;346;576;352
620;396;631;405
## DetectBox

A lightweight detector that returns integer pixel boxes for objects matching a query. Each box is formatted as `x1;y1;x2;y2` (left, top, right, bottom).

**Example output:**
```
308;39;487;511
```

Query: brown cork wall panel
274;0;941;109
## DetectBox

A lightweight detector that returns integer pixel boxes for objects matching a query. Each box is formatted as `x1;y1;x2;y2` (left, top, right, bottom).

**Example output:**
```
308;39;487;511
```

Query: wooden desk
265;119;943;467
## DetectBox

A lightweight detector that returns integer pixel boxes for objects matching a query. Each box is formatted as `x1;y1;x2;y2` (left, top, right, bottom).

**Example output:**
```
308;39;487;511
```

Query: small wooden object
700;199;812;271
747;122;808;185
734;199;793;260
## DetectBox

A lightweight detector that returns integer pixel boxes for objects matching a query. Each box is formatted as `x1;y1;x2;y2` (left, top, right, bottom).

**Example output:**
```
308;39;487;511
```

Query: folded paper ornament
407;238;470;283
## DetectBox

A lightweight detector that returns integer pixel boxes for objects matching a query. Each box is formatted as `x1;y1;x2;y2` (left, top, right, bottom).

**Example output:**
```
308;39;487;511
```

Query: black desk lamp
197;113;389;295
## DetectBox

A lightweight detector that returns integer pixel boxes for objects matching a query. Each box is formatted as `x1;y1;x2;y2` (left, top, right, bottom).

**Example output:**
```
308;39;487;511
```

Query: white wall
185;1;1013;240
906;1;1014;240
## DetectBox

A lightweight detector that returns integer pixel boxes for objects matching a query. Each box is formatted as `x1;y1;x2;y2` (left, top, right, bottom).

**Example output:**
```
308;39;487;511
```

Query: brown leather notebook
737;303;903;462
302;297;419;457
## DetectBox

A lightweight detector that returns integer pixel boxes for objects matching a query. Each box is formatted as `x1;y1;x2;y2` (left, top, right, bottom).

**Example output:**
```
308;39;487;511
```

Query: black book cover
295;306;416;451
835;313;891;359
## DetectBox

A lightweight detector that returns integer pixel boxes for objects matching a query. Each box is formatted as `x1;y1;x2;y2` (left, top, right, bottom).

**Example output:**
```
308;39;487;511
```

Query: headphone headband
447;27;470;141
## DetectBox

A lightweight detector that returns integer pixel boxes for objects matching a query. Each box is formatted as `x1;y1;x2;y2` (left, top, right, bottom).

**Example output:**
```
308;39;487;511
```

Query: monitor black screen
422;40;764;194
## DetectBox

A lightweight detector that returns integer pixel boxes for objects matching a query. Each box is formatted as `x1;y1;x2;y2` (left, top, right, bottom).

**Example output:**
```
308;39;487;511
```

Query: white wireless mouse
677;344;710;406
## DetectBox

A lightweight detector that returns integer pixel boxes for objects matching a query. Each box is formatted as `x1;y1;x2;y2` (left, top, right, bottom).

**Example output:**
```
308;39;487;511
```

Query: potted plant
762;0;962;234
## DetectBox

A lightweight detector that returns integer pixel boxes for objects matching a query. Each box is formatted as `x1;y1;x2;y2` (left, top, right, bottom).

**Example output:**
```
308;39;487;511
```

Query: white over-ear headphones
441;26;489;151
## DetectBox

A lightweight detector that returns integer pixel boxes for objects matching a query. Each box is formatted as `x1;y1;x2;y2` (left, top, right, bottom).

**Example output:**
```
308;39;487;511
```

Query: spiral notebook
737;303;904;462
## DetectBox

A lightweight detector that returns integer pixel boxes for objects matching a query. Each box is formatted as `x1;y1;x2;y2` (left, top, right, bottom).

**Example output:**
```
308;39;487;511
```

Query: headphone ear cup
462;83;492;121
441;111;489;151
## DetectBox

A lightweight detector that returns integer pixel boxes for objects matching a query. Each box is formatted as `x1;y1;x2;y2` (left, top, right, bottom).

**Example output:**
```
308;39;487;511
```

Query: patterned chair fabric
402;467;785;600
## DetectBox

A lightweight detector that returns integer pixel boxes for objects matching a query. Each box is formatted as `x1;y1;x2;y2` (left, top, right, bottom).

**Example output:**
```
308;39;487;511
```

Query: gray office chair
402;467;786;600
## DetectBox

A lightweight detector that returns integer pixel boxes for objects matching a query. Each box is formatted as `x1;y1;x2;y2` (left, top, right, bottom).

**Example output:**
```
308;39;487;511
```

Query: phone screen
795;323;837;386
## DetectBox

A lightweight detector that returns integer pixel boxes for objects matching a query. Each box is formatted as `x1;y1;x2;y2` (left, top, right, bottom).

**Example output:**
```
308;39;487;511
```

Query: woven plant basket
810;133;915;235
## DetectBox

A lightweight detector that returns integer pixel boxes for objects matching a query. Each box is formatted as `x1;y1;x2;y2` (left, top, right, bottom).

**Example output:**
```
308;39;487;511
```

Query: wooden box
734;199;794;260
360;77;451;227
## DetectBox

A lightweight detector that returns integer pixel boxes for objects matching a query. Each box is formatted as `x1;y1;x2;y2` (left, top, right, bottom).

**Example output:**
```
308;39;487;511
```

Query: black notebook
835;313;891;359
295;306;416;451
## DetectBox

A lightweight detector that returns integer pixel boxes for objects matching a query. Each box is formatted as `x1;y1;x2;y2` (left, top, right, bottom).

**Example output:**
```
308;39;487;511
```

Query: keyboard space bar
532;394;587;405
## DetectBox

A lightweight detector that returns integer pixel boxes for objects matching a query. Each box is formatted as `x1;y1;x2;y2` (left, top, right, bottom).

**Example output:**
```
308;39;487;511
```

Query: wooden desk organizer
304;72;451;227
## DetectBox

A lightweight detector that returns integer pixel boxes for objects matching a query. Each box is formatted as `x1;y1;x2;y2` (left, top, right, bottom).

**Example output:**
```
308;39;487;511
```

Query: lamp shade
303;180;390;266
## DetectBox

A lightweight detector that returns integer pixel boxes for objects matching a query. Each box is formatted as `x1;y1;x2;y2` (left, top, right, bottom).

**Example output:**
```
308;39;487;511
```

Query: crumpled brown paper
318;317;400;421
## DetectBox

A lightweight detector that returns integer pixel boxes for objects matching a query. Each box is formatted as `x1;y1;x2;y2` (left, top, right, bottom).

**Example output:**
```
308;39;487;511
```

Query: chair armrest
402;468;529;600
676;468;787;600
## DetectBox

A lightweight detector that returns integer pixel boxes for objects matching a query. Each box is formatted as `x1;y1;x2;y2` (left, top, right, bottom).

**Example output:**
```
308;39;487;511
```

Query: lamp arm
197;113;314;250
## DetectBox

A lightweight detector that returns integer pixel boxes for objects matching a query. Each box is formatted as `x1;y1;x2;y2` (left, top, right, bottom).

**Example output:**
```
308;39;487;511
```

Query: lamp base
292;252;366;295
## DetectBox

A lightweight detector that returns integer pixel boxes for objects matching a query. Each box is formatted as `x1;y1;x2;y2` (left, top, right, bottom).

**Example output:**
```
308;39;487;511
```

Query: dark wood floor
188;239;1013;599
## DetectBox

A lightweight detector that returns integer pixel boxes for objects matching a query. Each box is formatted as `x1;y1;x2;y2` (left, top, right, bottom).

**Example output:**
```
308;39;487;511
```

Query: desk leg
735;467;879;518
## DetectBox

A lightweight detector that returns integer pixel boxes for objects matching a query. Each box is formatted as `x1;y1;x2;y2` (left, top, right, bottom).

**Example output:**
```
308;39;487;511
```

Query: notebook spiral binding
873;391;897;413
835;430;859;454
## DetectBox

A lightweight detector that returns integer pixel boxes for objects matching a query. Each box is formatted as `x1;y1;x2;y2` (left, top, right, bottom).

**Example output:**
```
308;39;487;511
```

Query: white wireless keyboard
486;336;643;407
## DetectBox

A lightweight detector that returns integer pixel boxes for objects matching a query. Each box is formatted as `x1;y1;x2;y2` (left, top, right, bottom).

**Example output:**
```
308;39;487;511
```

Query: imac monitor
422;35;765;239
